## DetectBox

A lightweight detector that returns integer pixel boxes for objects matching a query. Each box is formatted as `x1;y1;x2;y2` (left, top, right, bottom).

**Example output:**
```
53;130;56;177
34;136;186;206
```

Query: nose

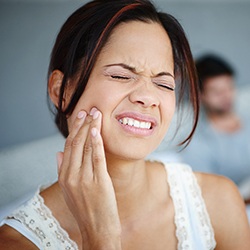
128;80;160;108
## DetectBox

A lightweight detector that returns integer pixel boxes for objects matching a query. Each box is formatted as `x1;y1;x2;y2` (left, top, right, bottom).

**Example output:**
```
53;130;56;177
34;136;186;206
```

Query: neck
206;111;241;132
105;156;149;221
207;110;232;120
49;156;151;223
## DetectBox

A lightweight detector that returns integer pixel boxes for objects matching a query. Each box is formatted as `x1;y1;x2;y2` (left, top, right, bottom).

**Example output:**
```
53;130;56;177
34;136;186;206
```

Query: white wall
0;1;250;149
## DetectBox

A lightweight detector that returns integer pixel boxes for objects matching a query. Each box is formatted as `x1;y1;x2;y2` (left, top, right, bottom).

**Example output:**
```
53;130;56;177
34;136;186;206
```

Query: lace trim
9;191;78;249
7;163;216;250
165;163;216;250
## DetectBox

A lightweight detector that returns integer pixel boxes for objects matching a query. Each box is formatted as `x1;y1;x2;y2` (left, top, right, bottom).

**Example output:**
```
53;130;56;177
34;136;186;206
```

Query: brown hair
47;0;199;147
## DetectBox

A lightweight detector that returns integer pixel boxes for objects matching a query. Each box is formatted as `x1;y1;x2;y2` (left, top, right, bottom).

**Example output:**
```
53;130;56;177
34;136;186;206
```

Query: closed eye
111;75;131;80
155;82;175;91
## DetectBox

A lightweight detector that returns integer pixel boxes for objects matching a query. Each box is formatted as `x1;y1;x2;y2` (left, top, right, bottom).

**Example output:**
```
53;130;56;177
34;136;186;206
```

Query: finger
69;107;99;178
91;126;108;180
56;151;64;174
68;114;93;171
90;110;108;179
60;110;86;176
81;109;103;179
91;108;102;133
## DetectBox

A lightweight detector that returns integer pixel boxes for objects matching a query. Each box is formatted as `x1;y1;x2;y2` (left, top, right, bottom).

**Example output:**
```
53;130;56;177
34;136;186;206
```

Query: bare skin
1;21;250;250
208;112;241;133
201;75;241;133
1;160;249;249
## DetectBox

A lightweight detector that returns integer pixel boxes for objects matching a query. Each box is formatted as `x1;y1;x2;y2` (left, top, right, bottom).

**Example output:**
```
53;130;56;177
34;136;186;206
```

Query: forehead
204;75;234;90
96;21;174;73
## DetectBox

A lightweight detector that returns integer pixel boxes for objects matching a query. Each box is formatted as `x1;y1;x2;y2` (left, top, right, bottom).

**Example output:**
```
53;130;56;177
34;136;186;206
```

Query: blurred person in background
180;54;250;204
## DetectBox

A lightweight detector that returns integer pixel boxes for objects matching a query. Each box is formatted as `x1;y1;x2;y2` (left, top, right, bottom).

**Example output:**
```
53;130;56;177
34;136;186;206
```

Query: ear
48;70;64;108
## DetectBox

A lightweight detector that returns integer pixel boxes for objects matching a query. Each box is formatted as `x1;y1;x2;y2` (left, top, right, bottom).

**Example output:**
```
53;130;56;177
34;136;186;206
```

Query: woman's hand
57;107;122;250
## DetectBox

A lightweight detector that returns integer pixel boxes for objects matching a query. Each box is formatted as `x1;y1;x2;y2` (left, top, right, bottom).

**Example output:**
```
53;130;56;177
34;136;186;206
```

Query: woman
1;0;249;249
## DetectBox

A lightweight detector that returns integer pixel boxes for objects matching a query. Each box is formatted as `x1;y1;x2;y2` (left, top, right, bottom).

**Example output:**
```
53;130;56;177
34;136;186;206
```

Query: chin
104;141;156;162
102;128;164;161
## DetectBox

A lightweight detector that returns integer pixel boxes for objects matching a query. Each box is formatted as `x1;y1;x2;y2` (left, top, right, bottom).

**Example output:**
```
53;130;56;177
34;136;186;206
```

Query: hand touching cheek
57;108;122;249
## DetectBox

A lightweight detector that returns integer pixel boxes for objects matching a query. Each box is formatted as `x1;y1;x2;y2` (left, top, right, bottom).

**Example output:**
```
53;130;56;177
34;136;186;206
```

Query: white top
2;193;78;250
1;163;216;250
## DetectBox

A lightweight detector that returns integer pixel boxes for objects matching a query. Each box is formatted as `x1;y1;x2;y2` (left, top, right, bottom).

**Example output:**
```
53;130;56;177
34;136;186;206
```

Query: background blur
1;0;250;149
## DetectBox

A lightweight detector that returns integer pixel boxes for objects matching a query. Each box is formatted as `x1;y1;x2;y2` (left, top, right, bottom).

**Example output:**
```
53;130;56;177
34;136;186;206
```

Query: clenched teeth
119;117;152;129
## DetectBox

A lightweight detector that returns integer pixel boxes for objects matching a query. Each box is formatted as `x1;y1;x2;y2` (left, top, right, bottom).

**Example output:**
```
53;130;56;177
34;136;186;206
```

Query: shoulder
195;172;250;249
0;224;38;250
195;172;245;217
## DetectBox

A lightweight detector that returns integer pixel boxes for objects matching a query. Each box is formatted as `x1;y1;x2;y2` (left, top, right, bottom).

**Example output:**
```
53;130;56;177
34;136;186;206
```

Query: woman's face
68;21;175;160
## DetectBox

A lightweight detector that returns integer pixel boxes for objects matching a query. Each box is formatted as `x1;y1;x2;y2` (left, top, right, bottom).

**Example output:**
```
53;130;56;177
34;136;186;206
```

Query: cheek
203;94;215;105
160;95;176;129
77;88;105;111
67;87;115;132
65;92;95;133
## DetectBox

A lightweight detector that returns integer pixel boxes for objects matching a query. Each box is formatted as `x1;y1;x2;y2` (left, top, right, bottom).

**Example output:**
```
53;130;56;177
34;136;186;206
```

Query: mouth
118;117;152;129
116;112;157;135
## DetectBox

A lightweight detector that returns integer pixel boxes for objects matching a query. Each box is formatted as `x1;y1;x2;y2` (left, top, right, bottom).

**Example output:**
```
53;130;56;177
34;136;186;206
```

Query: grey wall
1;1;250;149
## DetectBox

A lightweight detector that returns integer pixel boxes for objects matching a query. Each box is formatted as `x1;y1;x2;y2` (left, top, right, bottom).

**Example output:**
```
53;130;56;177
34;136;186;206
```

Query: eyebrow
104;63;174;79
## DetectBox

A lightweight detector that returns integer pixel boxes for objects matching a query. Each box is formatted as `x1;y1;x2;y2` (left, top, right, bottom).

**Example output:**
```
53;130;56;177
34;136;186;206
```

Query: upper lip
115;111;158;128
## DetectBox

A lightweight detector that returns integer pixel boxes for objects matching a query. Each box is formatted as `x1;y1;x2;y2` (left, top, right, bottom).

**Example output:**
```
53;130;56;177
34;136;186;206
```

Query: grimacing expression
67;21;176;160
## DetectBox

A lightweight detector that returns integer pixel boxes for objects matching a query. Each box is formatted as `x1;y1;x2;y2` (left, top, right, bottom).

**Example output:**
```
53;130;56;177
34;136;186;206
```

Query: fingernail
90;107;97;116
77;111;86;119
93;110;99;120
91;127;97;137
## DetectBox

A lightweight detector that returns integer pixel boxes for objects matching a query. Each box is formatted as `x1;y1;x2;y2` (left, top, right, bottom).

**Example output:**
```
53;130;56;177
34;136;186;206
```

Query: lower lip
118;121;154;136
